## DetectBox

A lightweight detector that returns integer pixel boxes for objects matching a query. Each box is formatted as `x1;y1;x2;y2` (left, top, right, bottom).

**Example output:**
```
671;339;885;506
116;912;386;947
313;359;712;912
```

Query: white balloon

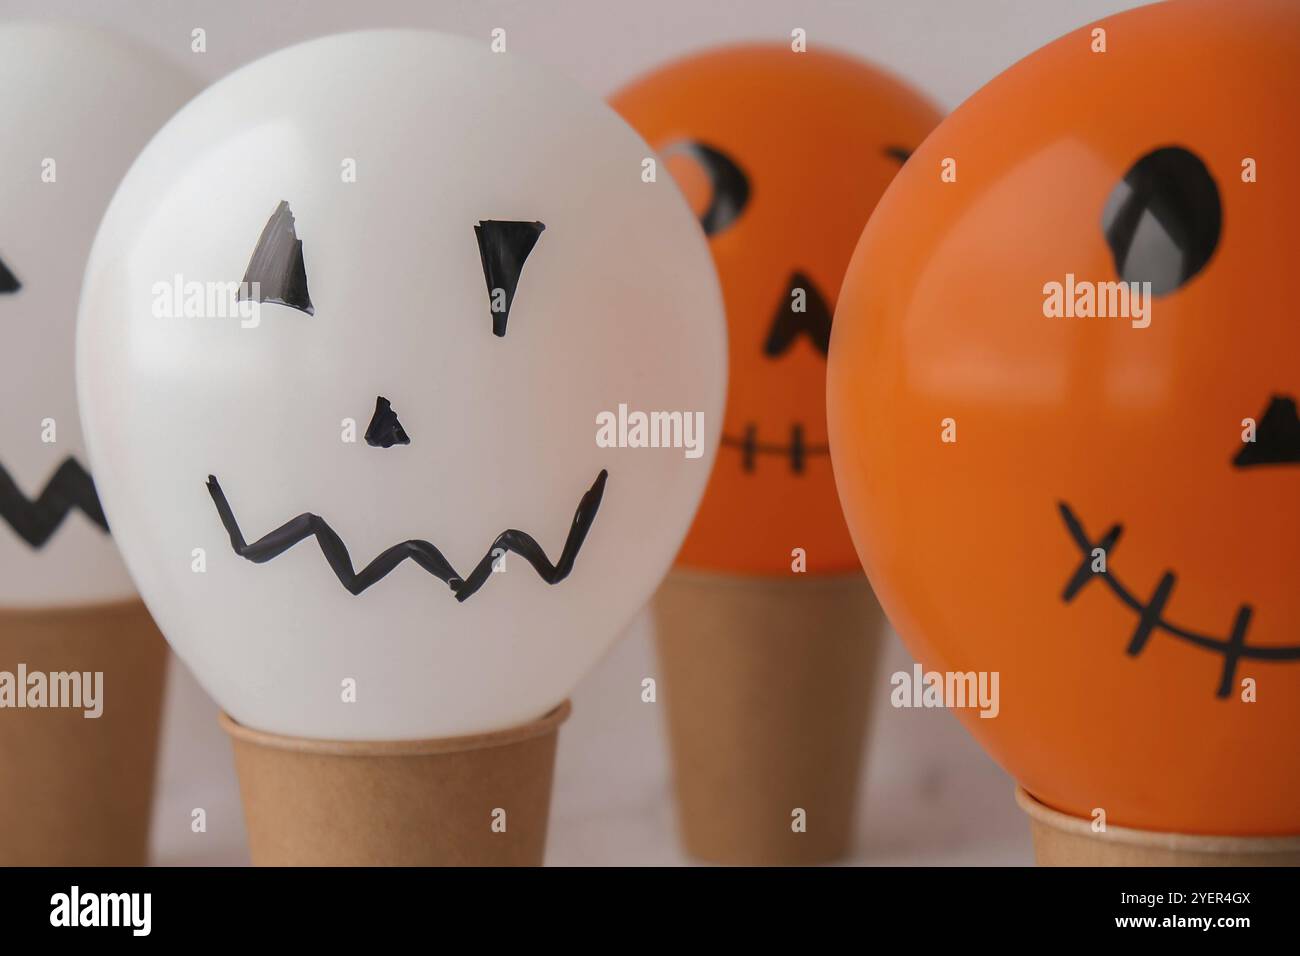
0;23;198;608
78;31;726;739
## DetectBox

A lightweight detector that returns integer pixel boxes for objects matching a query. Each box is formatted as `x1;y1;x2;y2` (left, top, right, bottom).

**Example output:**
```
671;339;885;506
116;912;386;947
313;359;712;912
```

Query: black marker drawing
765;271;832;357
722;425;828;474
207;470;607;602
0;255;19;294
1057;501;1300;697
1101;145;1221;296
0;458;109;548
1235;395;1300;468
474;220;545;337
662;140;751;236
364;396;410;448
884;146;913;164
239;200;315;315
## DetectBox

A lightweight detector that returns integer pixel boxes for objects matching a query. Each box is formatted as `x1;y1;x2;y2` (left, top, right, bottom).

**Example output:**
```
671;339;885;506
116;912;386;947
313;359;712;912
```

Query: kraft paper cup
0;600;168;866
1016;786;1300;866
653;569;887;865
221;700;571;866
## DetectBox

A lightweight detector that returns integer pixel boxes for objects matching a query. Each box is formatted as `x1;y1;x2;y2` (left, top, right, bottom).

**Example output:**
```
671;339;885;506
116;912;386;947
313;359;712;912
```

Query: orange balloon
613;45;940;574
828;0;1300;834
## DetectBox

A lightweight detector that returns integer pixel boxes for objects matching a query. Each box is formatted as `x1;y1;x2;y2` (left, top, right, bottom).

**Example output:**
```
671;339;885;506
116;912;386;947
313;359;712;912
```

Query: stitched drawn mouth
207;470;607;603
1058;501;1300;697
0;458;109;548
721;424;828;474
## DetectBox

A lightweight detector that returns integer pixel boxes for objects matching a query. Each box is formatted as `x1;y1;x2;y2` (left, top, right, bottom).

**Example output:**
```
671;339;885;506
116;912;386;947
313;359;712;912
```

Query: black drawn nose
365;396;410;448
764;271;832;358
0;254;20;294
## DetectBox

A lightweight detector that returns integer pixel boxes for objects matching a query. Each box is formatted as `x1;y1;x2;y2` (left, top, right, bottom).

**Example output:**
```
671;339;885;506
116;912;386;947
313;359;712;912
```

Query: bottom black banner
0;865;1286;941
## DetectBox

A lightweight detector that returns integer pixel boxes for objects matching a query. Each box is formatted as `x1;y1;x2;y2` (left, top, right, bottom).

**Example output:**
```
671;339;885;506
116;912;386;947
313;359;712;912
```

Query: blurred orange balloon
828;0;1300;834
613;45;940;574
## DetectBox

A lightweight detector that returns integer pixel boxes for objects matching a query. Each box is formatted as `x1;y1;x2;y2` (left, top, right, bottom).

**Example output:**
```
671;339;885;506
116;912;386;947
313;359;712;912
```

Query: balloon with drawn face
0;24;197;607
828;0;1300;833
613;45;940;574
77;31;726;740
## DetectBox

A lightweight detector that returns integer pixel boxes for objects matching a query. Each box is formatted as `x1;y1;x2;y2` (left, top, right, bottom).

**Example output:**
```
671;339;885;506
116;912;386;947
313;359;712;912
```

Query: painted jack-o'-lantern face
76;32;725;739
614;45;940;574
828;0;1300;833
199;206;602;605
0;24;196;608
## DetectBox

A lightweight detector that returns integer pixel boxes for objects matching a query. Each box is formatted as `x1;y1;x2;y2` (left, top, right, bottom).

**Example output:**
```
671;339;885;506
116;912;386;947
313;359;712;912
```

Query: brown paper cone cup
1016;786;1300;866
220;700;570;866
652;569;887;865
0;600;168;866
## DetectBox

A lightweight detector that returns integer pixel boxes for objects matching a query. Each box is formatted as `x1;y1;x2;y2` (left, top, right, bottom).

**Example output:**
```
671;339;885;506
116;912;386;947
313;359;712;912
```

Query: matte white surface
0;23;198;607
78;30;726;739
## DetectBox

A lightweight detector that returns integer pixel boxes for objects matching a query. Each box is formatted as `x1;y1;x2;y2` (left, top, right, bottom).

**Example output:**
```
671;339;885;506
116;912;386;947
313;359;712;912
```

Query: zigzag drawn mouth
1058;501;1300;697
207;470;607;602
0;458;109;548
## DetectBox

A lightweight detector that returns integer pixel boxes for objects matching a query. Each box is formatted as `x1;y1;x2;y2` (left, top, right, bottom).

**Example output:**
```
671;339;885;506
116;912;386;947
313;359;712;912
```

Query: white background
0;0;1149;864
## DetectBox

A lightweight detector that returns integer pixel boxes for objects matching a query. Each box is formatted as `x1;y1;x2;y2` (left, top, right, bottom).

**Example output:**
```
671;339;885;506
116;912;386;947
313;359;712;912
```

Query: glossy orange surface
614;45;940;574
828;0;1300;833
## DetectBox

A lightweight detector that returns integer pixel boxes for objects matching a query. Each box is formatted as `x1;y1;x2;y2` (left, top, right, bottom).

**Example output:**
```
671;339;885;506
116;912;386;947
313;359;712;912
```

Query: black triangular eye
1235;395;1300;468
764;272;832;358
1101;146;1221;295
0;256;19;294
365;396;410;448
884;146;913;164
475;220;545;338
662;140;751;236
239;201;315;316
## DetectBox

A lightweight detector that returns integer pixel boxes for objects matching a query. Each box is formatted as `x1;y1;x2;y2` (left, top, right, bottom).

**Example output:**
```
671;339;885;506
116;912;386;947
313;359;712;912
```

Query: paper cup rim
0;598;148;620
664;567;869;590
219;700;571;757
1015;785;1300;853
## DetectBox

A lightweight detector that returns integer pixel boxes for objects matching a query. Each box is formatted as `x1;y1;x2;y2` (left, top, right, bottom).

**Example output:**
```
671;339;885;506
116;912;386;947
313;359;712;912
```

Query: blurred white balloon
78;30;726;739
0;23;198;608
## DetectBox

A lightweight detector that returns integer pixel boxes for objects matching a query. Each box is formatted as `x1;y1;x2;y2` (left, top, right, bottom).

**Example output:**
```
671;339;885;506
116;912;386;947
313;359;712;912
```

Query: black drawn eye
1234;395;1300;468
884;146;913;165
239;200;315;315
1101;146;1221;296
475;220;545;338
0;254;20;294
661;140;751;236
